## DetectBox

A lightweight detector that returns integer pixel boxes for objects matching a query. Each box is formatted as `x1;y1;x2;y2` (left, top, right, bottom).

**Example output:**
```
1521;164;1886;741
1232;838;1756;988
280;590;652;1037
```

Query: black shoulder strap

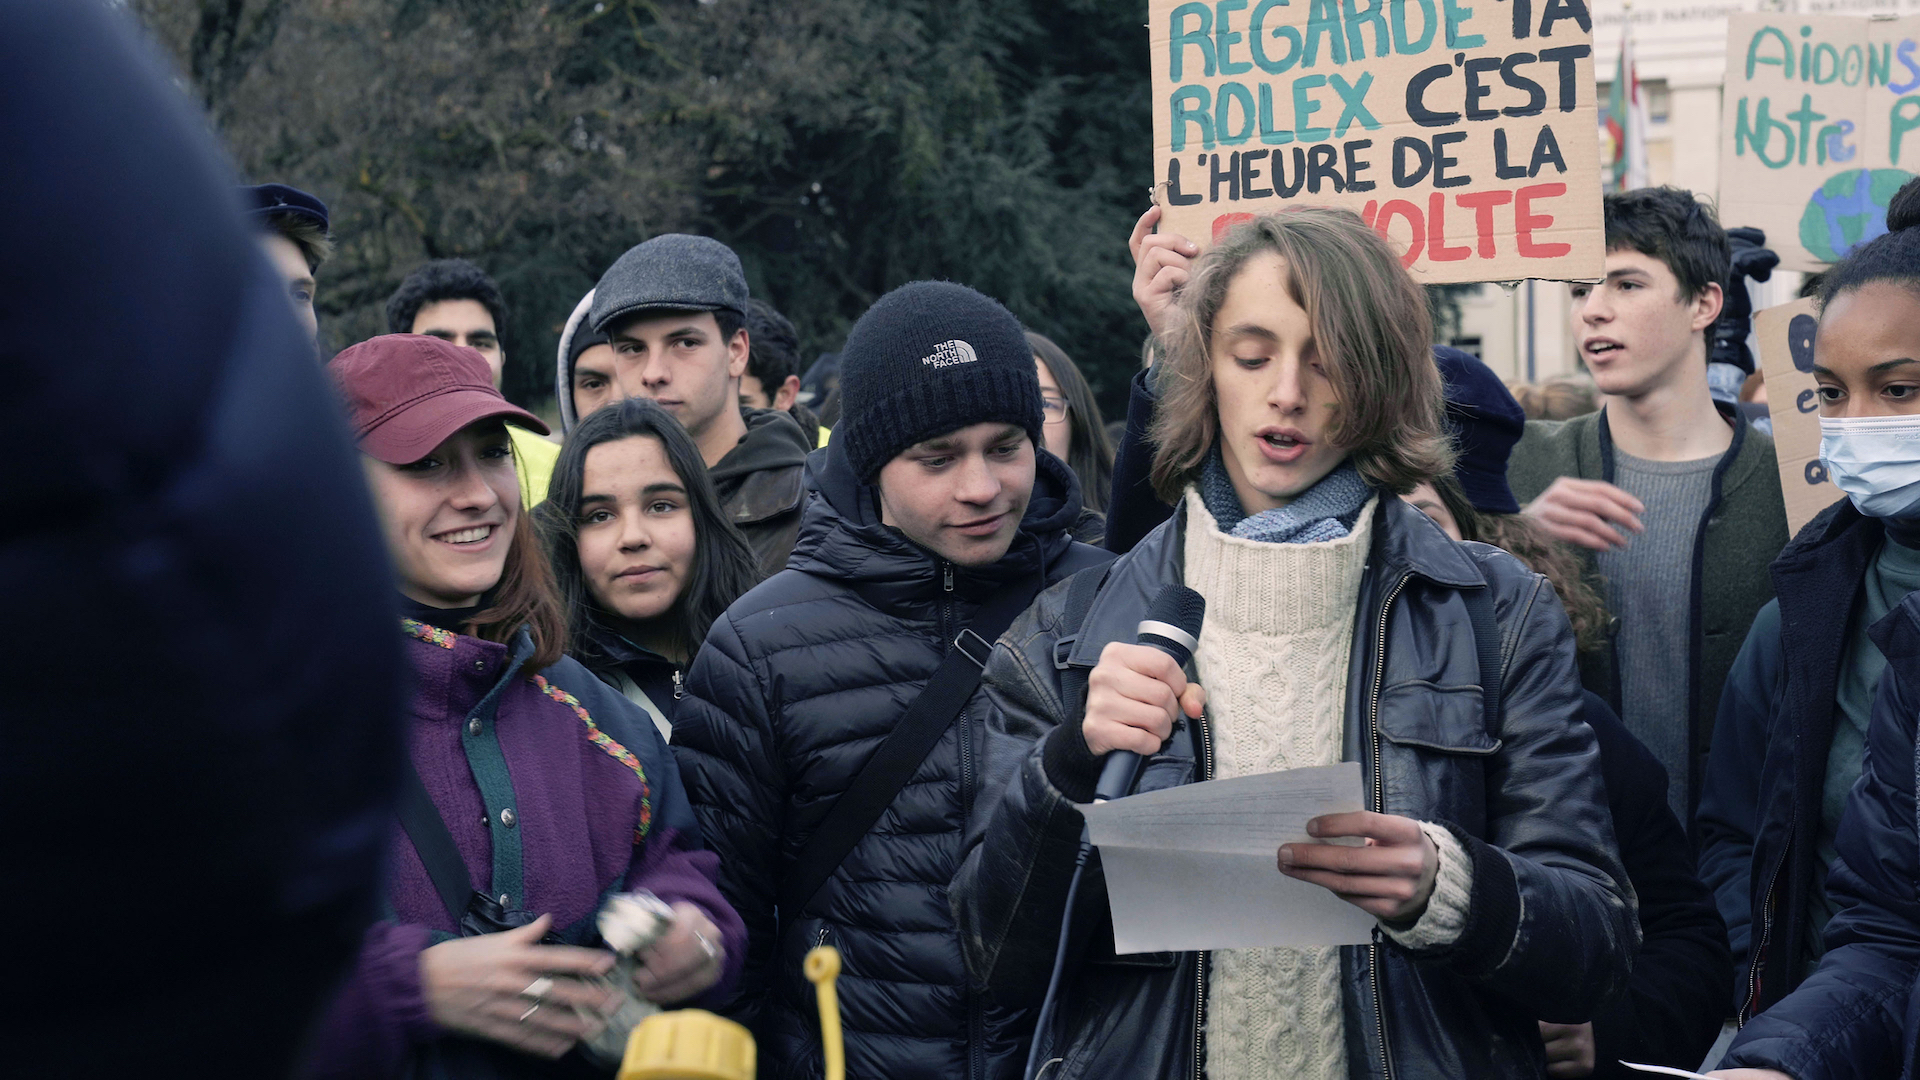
397;762;477;926
1462;585;1503;736
1056;563;1113;720
779;574;1052;921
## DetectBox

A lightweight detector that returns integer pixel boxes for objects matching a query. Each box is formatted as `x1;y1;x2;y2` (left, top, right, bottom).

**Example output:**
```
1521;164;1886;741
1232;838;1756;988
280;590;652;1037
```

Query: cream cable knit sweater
1187;491;1369;1080
1183;492;1474;1080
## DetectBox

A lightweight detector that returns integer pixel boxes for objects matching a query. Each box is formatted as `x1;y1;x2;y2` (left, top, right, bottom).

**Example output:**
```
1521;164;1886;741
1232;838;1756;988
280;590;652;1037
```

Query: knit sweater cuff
1042;721;1102;804
1381;822;1474;950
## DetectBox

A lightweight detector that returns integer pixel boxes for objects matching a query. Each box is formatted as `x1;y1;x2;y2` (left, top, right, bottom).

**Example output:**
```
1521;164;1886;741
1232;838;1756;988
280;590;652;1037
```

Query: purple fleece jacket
301;625;745;1078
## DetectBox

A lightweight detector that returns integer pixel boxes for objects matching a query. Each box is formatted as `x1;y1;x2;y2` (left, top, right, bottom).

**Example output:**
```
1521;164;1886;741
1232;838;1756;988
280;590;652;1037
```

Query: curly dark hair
1431;476;1610;654
385;258;508;337
1817;175;1920;311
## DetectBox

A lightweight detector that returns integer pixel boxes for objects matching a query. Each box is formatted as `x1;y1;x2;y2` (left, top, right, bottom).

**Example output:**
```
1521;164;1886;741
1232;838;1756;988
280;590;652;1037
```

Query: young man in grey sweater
1506;188;1789;830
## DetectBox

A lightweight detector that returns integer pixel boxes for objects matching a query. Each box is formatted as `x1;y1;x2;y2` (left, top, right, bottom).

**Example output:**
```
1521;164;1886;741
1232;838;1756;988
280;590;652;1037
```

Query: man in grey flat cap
579;233;811;579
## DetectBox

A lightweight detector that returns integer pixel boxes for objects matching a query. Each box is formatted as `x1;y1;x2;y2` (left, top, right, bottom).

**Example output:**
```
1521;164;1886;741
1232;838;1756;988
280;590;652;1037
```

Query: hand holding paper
1278;810;1441;922
1080;763;1378;953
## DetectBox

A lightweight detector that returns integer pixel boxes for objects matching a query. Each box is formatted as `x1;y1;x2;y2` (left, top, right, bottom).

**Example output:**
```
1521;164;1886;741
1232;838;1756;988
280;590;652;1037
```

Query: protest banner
1719;13;1920;272
1756;296;1842;534
1149;0;1605;283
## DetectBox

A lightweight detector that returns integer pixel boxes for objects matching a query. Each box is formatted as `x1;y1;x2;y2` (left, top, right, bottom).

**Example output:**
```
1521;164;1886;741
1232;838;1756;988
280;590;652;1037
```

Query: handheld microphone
1027;584;1205;1080
1092;584;1205;803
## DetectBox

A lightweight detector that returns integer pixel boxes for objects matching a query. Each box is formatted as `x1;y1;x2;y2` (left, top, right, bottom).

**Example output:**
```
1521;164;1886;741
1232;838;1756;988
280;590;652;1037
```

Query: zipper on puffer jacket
1189;700;1215;1080
1742;837;1790;1024
1366;573;1411;1080
939;560;986;1080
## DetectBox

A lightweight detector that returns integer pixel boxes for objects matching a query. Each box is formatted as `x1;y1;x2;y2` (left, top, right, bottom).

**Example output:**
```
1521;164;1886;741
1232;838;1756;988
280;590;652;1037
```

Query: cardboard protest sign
1719;14;1920;273
1149;0;1605;282
1756;296;1842;534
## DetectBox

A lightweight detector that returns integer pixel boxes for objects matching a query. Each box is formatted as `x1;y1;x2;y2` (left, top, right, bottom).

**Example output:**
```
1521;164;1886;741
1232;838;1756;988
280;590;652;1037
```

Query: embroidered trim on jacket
400;619;458;649
532;675;654;842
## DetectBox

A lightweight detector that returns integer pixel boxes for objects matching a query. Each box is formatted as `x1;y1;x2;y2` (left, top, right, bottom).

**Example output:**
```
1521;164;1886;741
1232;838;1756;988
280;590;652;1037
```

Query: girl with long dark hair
537;398;760;737
305;335;743;1079
1027;330;1116;527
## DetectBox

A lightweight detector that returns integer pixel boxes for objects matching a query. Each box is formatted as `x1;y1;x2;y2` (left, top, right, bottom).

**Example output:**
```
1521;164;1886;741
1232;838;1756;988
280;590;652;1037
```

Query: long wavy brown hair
461;432;567;670
1149;209;1454;502
1430;477;1610;653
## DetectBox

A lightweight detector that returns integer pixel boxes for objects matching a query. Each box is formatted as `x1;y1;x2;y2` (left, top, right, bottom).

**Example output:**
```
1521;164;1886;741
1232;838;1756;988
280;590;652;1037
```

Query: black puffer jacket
672;440;1110;1080
952;496;1640;1079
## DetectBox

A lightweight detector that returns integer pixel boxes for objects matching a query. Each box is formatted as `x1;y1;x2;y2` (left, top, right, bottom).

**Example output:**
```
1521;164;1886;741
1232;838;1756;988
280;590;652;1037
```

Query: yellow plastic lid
616;1009;755;1080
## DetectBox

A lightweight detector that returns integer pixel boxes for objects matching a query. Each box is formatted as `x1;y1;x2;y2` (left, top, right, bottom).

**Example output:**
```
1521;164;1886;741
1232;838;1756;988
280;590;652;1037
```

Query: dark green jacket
1507;402;1788;824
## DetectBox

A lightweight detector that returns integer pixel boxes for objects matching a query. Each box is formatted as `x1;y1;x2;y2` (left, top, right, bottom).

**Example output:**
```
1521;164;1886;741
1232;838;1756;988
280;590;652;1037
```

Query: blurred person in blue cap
3;2;404;1074
244;181;332;344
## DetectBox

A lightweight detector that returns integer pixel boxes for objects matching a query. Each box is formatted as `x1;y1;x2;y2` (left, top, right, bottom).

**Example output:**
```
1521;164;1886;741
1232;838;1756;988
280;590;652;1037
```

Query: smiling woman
337;333;566;666
309;335;745;1078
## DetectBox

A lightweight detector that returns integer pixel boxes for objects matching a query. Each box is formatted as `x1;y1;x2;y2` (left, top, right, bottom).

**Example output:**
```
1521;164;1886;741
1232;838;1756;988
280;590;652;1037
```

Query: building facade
1459;0;1914;384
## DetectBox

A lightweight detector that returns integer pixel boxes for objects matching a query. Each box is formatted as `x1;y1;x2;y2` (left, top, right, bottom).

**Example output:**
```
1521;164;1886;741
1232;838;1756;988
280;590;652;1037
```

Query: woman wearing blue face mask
1697;176;1920;1036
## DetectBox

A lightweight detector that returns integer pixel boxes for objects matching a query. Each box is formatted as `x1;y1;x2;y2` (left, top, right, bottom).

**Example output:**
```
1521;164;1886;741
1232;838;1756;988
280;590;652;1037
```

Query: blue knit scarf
1198;449;1372;544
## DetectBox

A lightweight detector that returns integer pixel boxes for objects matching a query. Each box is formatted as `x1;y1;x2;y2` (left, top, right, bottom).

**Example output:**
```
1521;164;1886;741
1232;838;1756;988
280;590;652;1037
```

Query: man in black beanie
671;281;1111;1080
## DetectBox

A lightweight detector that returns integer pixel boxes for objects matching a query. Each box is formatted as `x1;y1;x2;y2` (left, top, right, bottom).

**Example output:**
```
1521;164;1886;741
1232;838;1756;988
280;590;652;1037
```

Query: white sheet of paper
1079;762;1377;953
1620;1064;1714;1079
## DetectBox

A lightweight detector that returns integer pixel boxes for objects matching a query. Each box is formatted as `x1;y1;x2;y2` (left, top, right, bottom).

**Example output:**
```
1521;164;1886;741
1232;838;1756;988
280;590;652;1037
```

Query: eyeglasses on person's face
1042;395;1070;425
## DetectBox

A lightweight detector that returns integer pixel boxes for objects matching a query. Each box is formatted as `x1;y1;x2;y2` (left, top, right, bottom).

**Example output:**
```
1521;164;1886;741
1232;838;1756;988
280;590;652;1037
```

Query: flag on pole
1602;21;1649;192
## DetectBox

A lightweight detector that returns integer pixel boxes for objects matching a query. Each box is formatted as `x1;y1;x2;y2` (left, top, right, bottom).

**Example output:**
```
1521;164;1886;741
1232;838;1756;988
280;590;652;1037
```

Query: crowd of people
235;166;1920;1078
11;6;1920;1078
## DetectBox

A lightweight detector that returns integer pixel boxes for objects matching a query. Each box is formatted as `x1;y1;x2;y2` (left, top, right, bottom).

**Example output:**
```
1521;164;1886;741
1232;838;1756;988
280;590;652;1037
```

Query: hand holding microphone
1082;585;1206;801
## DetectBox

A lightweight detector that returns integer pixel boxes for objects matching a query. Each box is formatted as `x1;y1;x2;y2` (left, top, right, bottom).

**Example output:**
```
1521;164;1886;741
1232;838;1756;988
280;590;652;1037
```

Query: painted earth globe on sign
1800;168;1917;263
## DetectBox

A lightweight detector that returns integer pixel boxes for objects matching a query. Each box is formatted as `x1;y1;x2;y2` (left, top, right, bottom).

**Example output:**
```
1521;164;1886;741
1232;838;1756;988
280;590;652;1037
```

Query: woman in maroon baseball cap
307;334;744;1078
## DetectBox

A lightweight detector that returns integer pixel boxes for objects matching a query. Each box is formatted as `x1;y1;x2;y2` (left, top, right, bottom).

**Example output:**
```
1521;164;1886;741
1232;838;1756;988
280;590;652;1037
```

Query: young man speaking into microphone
952;210;1637;1079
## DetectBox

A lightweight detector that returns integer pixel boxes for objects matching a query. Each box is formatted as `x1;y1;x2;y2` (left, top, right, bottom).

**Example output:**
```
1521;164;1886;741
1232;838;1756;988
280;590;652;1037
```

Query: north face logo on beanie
837;281;1043;481
921;339;979;369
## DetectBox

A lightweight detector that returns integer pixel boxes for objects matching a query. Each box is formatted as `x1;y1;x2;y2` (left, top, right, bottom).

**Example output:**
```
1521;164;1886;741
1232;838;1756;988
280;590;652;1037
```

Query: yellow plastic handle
804;946;844;1080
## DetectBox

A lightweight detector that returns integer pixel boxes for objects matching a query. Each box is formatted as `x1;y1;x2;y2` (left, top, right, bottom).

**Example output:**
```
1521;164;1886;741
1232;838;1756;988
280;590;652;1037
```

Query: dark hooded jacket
708;407;812;580
577;621;684;736
1717;589;1920;1080
1698;498;1884;1019
951;496;1639;1080
671;440;1111;1080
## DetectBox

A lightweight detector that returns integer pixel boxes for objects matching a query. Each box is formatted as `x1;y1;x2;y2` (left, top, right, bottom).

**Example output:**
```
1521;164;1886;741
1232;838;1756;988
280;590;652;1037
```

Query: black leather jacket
951;497;1640;1079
